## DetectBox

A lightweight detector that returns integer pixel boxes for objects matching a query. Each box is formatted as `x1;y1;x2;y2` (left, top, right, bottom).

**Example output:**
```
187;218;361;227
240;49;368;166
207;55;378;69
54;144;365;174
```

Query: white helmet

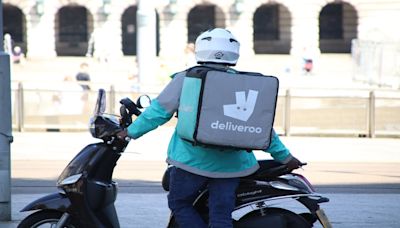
194;28;240;66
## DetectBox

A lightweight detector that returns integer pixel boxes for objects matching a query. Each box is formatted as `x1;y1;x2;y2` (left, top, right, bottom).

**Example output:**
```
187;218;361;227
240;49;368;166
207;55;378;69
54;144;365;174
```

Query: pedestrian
117;28;302;228
12;46;24;64
301;46;315;74
75;62;91;91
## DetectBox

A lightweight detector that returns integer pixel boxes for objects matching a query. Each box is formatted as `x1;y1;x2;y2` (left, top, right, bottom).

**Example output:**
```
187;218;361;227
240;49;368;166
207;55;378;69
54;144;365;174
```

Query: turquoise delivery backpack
176;66;279;150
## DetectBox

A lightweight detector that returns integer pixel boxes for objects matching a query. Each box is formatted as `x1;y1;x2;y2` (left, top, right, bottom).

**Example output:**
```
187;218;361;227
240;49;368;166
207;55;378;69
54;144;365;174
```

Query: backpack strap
186;66;217;78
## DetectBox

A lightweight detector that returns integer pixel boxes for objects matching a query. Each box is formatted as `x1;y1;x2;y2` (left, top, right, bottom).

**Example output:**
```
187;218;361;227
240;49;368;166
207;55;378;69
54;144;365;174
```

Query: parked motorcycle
18;89;148;228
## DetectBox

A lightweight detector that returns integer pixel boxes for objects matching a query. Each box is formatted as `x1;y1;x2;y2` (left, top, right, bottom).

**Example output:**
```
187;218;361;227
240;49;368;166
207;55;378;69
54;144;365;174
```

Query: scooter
18;89;332;228
18;89;147;228
163;160;332;228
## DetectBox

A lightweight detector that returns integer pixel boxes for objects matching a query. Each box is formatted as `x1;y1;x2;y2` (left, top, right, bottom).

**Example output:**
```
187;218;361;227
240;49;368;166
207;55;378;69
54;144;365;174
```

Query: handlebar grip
120;98;141;117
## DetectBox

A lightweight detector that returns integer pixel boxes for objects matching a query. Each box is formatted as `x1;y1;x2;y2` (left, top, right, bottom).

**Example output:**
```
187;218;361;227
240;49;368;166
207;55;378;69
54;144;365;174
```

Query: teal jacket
127;64;293;178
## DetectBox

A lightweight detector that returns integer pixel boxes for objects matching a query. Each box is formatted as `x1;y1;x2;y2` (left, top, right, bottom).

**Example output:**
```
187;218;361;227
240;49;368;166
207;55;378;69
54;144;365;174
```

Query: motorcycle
18;89;332;228
18;89;148;228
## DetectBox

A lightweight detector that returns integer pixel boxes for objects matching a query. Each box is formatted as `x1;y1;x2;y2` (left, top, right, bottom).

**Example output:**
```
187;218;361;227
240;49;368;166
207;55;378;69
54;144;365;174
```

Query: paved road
1;130;400;227
1;193;399;228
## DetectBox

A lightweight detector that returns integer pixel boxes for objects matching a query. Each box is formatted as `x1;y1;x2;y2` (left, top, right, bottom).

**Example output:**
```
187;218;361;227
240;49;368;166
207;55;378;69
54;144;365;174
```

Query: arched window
56;6;93;56
253;4;291;54
320;4;343;39
3;4;27;53
122;6;137;55
254;5;279;41
319;2;358;53
187;5;225;43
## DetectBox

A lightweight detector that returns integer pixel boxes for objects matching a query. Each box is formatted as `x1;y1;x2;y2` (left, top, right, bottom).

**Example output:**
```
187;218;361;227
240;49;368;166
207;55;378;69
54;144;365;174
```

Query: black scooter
18;89;332;228
18;89;146;228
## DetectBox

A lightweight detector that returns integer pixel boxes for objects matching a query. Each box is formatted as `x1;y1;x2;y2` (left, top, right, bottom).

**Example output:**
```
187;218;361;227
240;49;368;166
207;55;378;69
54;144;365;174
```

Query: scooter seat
161;160;289;191
244;160;290;180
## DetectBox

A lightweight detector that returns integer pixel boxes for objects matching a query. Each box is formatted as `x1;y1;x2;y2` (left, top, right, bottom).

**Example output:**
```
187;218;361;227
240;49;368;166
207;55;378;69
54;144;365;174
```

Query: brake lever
119;105;132;128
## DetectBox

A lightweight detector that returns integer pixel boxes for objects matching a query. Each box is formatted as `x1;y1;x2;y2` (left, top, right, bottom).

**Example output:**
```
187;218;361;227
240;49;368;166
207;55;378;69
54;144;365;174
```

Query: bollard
284;89;291;136
368;91;376;138
17;82;25;132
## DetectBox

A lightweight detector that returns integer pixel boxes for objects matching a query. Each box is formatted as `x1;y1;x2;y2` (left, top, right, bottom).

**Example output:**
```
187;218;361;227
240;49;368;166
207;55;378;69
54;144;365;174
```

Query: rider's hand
286;156;303;171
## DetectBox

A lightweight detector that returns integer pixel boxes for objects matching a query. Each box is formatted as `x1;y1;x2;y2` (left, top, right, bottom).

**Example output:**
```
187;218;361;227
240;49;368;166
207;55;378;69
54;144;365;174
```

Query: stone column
159;7;188;73
136;0;158;90
228;10;255;58
290;6;321;56
93;11;124;59
158;11;188;61
26;3;57;58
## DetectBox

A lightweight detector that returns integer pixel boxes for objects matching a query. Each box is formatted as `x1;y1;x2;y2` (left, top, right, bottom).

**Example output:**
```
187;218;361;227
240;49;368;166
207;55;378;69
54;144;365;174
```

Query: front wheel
18;210;78;228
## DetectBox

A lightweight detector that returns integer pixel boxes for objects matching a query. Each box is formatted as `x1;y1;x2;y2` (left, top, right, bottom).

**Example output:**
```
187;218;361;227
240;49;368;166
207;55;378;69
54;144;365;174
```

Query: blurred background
3;0;400;137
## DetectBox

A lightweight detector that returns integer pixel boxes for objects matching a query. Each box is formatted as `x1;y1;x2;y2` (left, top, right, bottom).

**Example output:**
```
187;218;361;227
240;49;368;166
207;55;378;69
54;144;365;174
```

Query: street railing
11;82;400;137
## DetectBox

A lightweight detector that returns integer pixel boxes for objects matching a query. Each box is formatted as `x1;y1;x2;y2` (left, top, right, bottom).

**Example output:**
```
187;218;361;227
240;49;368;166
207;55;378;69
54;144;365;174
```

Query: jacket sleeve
263;129;293;163
126;72;185;139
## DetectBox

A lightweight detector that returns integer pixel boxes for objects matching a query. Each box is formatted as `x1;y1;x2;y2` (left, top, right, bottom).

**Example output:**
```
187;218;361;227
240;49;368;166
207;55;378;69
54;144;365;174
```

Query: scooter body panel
165;160;330;227
20;192;71;212
58;143;121;228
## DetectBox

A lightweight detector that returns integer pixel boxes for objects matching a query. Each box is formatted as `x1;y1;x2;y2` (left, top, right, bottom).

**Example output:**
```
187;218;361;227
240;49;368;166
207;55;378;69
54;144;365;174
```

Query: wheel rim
31;218;75;228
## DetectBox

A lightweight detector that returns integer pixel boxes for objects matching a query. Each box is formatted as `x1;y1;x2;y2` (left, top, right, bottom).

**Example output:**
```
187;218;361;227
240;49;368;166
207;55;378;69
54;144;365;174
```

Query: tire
234;208;312;228
18;210;78;228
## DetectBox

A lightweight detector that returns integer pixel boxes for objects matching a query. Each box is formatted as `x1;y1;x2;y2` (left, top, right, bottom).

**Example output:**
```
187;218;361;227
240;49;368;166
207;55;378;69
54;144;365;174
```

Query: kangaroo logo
223;90;258;121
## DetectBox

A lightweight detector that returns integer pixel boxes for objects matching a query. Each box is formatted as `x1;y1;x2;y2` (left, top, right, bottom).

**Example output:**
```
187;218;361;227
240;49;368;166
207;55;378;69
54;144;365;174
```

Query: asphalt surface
1;129;400;227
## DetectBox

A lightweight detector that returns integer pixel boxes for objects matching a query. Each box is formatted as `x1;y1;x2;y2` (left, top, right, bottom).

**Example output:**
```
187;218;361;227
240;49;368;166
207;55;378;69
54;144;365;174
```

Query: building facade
3;0;400;59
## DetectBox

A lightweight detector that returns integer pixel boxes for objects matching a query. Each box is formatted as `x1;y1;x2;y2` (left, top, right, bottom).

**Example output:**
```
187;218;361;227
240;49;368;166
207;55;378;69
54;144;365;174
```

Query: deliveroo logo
223;90;259;121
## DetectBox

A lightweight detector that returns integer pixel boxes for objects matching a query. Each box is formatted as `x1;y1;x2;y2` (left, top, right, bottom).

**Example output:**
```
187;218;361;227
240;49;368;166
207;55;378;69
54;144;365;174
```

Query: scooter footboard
20;192;71;212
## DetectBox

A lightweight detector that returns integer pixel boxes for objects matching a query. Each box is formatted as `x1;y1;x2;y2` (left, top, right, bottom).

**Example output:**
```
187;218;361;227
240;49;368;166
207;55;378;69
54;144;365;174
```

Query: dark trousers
167;167;239;228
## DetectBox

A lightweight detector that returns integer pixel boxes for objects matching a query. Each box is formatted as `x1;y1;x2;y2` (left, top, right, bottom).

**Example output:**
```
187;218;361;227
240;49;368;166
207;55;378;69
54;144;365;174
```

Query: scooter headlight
58;173;82;186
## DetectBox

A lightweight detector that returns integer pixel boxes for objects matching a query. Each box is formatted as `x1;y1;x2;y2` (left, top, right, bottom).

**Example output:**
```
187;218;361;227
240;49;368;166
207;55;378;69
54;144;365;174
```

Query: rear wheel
234;208;312;228
18;210;78;228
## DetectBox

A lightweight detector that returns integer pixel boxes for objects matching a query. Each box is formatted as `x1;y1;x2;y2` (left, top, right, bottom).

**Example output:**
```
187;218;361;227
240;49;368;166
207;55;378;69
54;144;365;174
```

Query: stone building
3;0;400;59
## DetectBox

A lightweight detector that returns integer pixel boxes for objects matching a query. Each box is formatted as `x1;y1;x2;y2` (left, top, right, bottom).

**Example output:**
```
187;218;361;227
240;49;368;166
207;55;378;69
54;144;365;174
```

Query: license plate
316;208;332;228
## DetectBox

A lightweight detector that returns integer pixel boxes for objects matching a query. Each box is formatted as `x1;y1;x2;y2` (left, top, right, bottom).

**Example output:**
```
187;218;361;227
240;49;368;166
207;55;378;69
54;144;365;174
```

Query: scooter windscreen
90;89;121;139
93;88;106;116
